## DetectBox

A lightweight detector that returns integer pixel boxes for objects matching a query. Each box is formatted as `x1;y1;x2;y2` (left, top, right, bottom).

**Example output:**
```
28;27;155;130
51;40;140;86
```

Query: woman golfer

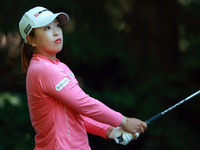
19;6;147;150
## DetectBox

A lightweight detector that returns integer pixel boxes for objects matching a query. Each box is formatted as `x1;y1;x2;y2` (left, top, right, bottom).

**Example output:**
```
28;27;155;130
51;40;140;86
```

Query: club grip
117;135;123;142
145;112;162;124
117;113;163;142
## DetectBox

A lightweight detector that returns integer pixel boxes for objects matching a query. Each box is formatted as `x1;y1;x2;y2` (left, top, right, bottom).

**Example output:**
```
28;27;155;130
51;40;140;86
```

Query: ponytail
21;29;35;73
21;42;33;73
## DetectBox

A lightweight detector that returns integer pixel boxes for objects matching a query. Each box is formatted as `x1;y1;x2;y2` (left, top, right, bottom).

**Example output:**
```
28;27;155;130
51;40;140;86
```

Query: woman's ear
26;35;36;47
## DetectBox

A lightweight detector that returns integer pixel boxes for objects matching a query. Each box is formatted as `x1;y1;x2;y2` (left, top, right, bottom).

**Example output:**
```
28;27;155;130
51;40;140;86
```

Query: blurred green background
1;0;200;149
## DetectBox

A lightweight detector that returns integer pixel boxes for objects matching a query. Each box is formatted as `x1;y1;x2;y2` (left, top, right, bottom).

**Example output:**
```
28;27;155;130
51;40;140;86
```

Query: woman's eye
56;24;61;28
45;26;50;30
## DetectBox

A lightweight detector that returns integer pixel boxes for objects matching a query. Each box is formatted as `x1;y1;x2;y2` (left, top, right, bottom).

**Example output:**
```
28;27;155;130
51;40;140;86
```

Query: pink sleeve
82;116;110;139
39;66;122;127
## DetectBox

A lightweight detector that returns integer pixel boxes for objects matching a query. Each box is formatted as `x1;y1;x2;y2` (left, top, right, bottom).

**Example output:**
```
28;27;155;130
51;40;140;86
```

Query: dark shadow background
1;0;200;149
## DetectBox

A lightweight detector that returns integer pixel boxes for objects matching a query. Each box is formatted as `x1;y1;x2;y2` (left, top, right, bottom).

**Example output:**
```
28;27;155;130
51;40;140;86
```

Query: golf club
117;90;200;142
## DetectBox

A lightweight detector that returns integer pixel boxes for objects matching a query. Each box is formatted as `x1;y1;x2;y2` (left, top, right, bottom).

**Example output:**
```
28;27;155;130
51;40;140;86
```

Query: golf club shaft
146;90;200;123
117;90;200;142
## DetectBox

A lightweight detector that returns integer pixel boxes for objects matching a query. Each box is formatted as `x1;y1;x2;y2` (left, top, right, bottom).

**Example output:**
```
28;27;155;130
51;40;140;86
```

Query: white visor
19;6;69;43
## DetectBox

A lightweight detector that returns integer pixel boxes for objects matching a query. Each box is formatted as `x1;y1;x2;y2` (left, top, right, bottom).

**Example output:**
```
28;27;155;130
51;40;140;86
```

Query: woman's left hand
107;127;133;145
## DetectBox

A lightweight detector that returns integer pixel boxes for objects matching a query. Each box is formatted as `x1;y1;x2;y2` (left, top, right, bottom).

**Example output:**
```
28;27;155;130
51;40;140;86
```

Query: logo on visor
55;77;69;91
34;9;50;17
34;13;39;17
24;24;32;35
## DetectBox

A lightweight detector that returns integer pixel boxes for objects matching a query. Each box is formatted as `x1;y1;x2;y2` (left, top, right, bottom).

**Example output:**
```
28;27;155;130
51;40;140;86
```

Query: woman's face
30;19;63;59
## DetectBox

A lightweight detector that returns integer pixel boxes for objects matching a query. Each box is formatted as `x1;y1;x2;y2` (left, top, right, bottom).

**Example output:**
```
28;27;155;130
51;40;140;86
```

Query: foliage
1;0;200;149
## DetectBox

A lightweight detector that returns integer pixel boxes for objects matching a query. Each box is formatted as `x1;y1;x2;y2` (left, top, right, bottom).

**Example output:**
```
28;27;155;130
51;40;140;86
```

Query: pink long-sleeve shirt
26;54;122;150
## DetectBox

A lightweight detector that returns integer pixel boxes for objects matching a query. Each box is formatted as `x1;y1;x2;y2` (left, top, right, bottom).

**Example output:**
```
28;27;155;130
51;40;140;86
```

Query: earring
32;44;36;47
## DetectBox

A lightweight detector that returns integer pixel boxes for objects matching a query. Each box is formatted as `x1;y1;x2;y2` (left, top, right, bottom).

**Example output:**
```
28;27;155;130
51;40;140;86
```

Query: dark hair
21;29;35;73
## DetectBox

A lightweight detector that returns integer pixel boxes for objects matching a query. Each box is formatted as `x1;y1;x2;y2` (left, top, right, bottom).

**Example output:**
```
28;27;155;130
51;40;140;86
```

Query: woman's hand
120;116;147;140
107;127;133;145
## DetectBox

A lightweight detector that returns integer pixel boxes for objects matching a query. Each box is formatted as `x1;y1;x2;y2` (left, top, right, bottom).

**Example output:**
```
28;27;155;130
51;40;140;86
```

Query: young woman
19;6;147;150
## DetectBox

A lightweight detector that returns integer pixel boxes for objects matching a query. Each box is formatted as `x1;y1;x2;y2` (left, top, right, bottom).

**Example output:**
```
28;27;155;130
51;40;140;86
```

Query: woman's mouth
55;38;61;43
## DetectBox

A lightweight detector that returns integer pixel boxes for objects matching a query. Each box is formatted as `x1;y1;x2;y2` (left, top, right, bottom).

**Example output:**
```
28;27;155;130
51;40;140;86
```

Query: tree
1;0;200;149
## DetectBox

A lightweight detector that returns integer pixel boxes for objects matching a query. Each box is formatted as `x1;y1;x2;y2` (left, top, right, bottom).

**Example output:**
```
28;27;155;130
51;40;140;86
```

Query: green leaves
1;0;200;149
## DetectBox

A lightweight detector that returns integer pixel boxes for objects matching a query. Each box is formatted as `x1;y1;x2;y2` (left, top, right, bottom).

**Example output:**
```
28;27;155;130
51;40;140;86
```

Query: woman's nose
53;28;59;36
54;32;59;36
